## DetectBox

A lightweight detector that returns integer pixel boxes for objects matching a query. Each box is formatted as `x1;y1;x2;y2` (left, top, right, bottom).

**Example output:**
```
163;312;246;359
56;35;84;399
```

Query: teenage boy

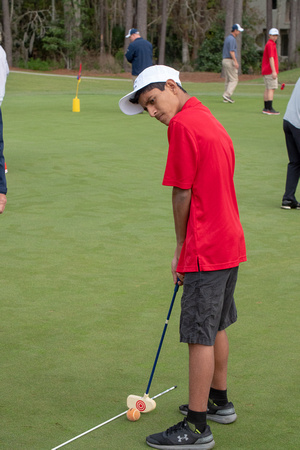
119;65;247;449
262;28;280;115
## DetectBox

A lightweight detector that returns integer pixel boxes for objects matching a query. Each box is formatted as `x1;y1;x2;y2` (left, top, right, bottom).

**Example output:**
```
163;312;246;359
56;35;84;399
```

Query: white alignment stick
51;386;177;450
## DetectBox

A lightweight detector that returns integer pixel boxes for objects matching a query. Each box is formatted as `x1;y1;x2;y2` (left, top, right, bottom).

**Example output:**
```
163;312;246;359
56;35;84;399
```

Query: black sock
264;101;268;109
186;408;207;433
209;387;228;406
267;100;272;110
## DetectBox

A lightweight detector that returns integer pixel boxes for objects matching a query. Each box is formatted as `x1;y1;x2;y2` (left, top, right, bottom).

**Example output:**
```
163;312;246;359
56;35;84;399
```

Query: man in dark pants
125;28;153;82
0;44;9;214
281;77;300;210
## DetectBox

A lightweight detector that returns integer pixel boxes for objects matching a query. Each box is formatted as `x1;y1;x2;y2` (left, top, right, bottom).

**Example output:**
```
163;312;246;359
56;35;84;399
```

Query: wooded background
0;0;300;73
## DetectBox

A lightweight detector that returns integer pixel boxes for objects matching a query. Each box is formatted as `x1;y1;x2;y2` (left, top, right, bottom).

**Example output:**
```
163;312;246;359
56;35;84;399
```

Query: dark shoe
146;419;215;449
179;404;189;416
179;401;237;425
207;399;237;424
262;108;270;114
268;108;280;115
223;95;234;103
281;200;300;210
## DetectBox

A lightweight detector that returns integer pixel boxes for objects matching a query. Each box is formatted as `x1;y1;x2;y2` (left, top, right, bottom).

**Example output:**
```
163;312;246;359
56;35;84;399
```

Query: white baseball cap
119;65;181;115
232;24;244;32
126;28;139;38
269;28;279;35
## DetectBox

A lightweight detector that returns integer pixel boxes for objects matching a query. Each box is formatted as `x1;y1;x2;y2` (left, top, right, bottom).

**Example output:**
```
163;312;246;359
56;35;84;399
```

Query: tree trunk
1;0;13;66
181;0;190;65
99;0;105;57
234;0;243;74
222;0;234;76
137;0;147;40
191;0;203;62
123;0;133;71
296;0;300;65
74;0;82;66
288;0;297;66
158;0;168;64
51;0;56;22
74;0;81;37
266;0;272;38
224;0;234;37
64;0;73;68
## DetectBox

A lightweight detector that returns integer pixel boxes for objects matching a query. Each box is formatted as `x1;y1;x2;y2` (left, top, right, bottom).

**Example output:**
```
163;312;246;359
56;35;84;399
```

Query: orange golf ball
126;407;141;421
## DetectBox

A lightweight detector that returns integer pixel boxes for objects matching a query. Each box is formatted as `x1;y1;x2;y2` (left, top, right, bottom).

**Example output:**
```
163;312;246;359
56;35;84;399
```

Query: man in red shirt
262;28;280;115
119;65;247;449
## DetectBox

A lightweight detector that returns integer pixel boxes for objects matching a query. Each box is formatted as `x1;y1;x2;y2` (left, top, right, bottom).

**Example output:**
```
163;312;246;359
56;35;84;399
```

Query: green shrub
17;58;60;71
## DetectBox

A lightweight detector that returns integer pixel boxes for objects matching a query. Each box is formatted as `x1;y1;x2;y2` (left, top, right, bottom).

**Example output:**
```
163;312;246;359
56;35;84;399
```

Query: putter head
281;83;285;90
127;394;156;413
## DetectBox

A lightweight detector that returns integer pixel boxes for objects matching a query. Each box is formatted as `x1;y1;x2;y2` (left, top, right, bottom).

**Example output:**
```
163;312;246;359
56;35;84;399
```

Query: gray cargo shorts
180;267;238;346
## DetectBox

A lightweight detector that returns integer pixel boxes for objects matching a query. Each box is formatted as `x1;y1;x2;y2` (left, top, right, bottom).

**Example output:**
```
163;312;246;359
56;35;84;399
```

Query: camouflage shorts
180;267;238;346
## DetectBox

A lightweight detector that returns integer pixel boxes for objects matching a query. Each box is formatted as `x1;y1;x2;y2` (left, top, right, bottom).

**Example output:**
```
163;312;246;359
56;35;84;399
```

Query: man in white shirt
281;78;300;209
0;45;9;214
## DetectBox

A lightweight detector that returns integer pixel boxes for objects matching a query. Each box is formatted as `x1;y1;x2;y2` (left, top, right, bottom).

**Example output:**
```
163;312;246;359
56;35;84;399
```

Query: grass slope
0;70;299;449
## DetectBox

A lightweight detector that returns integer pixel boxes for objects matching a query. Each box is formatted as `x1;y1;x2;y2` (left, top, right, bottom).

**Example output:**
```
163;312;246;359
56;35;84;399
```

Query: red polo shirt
262;39;279;75
162;97;247;273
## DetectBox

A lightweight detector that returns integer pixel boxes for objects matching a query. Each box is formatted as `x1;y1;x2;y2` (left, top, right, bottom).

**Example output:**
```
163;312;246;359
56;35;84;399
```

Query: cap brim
119;92;144;115
119;65;181;116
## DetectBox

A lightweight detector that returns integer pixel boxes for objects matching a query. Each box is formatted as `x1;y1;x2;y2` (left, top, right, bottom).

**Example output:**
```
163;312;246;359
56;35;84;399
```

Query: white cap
119;65;181;115
232;23;244;32
126;28;139;38
269;28;279;35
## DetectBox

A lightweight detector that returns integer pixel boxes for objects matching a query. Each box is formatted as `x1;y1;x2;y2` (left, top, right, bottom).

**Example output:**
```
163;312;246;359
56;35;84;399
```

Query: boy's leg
146;345;216;449
211;330;229;390
264;88;274;101
189;343;214;411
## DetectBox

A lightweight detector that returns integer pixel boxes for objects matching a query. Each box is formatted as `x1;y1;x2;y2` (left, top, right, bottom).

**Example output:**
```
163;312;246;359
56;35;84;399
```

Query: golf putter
127;281;180;413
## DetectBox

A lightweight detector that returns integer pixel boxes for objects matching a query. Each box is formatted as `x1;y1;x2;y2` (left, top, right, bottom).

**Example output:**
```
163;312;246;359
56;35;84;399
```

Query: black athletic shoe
179;404;189;416
146;419;215;449
223;95;234;103
179;401;237;425
268;108;280;115
207;399;237;424
262;108;270;114
281;200;300;210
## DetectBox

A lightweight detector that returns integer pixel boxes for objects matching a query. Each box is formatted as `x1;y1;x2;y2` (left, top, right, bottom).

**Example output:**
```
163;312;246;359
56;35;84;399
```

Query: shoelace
166;420;187;435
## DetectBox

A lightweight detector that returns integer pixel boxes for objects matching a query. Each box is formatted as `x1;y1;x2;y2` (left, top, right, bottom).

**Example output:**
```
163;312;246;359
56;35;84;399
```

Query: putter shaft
145;283;179;395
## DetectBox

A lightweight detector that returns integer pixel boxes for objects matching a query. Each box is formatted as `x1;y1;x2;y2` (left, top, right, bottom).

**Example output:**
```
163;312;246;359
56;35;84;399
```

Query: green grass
1;69;299;449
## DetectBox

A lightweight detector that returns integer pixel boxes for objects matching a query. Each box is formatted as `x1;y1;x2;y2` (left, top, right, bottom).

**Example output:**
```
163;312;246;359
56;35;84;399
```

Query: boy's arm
171;186;191;285
269;56;277;78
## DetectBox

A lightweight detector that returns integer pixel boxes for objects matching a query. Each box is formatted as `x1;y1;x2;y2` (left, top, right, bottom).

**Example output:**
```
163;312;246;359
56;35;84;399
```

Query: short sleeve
162;120;197;189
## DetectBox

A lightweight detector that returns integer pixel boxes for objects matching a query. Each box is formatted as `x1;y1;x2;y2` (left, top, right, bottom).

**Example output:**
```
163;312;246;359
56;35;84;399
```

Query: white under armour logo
177;434;189;443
